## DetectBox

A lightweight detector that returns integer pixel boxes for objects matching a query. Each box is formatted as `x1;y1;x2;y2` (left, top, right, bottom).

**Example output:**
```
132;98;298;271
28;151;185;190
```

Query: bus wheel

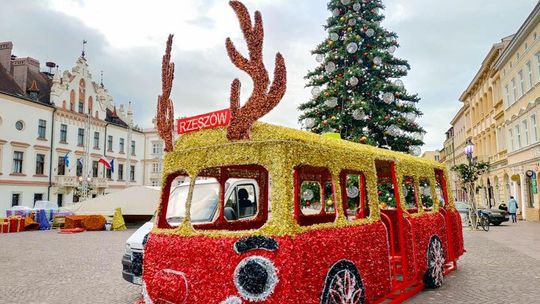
320;260;365;304
423;235;445;288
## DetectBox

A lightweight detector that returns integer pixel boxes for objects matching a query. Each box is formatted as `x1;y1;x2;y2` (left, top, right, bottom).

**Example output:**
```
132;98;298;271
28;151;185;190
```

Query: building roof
0;60;52;105
494;2;540;69
0;64;24;96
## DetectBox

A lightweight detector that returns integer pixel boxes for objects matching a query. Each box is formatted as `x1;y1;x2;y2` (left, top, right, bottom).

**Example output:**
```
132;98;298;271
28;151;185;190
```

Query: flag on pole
64;152;70;168
110;158;115;173
77;157;83;166
99;156;111;169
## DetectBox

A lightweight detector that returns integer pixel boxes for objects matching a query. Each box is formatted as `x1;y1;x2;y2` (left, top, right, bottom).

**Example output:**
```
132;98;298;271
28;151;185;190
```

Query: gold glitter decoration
153;122;454;238
225;0;287;140
156;34;175;152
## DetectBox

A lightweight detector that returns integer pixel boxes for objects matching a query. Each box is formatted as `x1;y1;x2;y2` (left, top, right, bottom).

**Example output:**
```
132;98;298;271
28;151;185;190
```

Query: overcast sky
1;0;537;151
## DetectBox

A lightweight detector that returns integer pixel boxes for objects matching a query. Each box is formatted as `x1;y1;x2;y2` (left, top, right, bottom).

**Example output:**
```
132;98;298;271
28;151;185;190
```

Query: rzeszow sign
177;109;231;134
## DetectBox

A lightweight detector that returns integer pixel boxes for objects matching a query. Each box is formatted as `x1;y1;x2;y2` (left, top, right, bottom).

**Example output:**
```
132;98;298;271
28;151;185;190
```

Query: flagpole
81;110;91;201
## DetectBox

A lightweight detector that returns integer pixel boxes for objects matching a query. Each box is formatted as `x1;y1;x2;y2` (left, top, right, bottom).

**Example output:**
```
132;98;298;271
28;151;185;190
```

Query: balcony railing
55;175;80;188
91;177;108;188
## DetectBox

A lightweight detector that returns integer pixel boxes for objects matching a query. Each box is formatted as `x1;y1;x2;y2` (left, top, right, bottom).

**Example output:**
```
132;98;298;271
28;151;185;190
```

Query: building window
434;155;440;161
60;124;67;142
92;160;99;177
77;128;85;146
527;61;533;89
532;115;538;143
107;135;113;151
38;119;47;139
151;180;159;187
504;85;510;108
152;142;163;155
519;70;525;96
523;120;529;146
35;154;45;175
93;131;100;149
57;156;66;175
118;164;124;180
120;138;125;153
152;162;162;173
11;193;21;207
131;140;136;156
516;125;521;149
76;159;83;177
78;100;84;113
106;167;112;179
12;151;23;174
536;52;540;83
508;129;514;152
511;78;517;102
130;165;135;182
34;193;43;203
15;120;24;131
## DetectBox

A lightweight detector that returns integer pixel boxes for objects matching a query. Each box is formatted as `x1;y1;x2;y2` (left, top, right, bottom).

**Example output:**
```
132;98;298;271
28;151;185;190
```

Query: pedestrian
507;196;518;223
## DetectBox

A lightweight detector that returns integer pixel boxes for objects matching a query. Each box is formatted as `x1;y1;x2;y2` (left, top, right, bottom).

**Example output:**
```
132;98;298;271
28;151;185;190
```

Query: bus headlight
234;256;278;301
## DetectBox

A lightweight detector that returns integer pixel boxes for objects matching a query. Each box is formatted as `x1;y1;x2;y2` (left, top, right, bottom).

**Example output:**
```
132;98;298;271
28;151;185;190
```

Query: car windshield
455;202;469;209
166;182;220;224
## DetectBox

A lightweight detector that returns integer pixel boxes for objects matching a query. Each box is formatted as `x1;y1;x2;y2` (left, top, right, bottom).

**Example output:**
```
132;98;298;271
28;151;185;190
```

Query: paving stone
0;222;538;303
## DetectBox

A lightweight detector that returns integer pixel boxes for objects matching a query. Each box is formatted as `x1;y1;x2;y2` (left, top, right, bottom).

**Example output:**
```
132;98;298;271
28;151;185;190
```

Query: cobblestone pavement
408;221;540;303
0;228;140;304
1;222;539;303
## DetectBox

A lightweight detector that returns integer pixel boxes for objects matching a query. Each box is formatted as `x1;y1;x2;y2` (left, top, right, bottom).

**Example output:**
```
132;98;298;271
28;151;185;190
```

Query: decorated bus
139;1;464;303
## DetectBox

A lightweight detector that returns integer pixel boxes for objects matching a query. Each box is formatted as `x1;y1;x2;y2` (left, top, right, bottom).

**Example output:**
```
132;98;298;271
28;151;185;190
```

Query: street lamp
464;139;474;165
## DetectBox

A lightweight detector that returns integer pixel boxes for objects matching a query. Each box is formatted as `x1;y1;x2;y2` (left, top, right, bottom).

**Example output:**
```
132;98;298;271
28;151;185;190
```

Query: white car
122;178;258;285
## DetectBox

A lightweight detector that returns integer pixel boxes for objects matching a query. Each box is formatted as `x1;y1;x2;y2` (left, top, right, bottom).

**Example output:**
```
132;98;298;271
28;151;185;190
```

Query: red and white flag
99;156;112;169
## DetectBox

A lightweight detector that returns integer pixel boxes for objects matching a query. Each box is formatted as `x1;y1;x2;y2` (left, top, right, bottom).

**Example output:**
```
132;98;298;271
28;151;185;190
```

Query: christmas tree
299;0;425;153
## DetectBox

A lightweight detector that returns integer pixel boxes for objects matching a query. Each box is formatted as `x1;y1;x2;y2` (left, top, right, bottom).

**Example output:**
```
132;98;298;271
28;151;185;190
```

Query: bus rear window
402;176;419;213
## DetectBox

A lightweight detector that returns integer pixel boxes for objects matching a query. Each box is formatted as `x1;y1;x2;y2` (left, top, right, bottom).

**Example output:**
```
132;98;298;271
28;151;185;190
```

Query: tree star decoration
225;0;287;140
156;34;175;152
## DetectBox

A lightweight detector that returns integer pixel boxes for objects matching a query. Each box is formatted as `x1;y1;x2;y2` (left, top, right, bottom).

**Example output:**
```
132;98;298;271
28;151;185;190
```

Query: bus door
435;169;456;264
375;160;409;288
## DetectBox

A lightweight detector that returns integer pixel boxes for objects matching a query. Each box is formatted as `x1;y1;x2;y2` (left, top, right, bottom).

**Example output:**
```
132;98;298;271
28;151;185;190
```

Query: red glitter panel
142;222;391;303
406;213;449;279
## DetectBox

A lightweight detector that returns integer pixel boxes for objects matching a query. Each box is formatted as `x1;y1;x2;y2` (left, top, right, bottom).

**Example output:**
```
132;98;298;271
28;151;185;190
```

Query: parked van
140;123;464;303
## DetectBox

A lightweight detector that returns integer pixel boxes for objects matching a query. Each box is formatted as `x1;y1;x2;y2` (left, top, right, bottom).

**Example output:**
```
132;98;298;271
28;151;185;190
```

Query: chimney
12;57;40;92
0;41;13;71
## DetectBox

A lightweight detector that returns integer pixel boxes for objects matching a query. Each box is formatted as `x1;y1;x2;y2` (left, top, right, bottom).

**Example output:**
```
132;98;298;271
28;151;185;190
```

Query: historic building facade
459;37;512;210
493;3;540;221
0;41;163;214
446;2;540;221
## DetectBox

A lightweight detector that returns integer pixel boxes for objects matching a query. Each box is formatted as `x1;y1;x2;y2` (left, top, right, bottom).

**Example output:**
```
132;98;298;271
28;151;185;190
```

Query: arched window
78;79;86;113
69;90;76;111
62;100;66;109
88;96;93;115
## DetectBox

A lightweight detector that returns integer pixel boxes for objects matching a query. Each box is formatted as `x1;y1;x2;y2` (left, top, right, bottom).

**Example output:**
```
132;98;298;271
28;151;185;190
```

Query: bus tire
423;235;445;288
320;260;365;304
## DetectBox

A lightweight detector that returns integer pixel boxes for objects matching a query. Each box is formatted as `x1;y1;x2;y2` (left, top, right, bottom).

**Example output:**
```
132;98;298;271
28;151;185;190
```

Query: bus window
402;176;419;213
295;166;336;226
300;181;322;215
340;171;369;220
225;182;258;220
161;164;269;230
435;170;447;207
419;178;434;210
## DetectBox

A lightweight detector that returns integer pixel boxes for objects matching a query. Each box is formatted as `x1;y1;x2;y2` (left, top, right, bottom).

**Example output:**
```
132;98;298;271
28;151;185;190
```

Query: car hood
480;208;507;215
126;221;154;250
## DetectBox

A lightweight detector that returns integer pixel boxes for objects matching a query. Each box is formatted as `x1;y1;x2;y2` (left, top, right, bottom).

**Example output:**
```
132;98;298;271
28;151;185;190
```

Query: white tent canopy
63;186;160;216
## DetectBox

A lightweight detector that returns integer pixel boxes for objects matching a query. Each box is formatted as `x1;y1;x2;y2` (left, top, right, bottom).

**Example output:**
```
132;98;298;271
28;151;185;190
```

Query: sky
0;0;537;152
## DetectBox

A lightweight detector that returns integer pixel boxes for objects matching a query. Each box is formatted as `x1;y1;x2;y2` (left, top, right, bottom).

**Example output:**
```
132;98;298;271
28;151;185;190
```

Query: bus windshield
166;181;220;225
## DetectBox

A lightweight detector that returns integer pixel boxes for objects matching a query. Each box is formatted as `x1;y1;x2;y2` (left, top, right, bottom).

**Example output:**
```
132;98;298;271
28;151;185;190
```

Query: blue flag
110;158;115;173
64;152;70;168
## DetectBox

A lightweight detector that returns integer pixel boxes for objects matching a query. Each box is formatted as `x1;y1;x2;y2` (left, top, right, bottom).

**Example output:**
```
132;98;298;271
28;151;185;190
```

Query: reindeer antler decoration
226;0;287;140
157;34;175;152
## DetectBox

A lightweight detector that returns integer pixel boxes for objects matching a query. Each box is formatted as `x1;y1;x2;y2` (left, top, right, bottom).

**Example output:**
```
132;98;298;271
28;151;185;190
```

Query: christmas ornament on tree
299;0;425;152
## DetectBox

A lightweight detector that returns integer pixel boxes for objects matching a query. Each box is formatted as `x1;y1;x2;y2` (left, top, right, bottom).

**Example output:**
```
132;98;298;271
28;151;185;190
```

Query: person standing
507;196;518;223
